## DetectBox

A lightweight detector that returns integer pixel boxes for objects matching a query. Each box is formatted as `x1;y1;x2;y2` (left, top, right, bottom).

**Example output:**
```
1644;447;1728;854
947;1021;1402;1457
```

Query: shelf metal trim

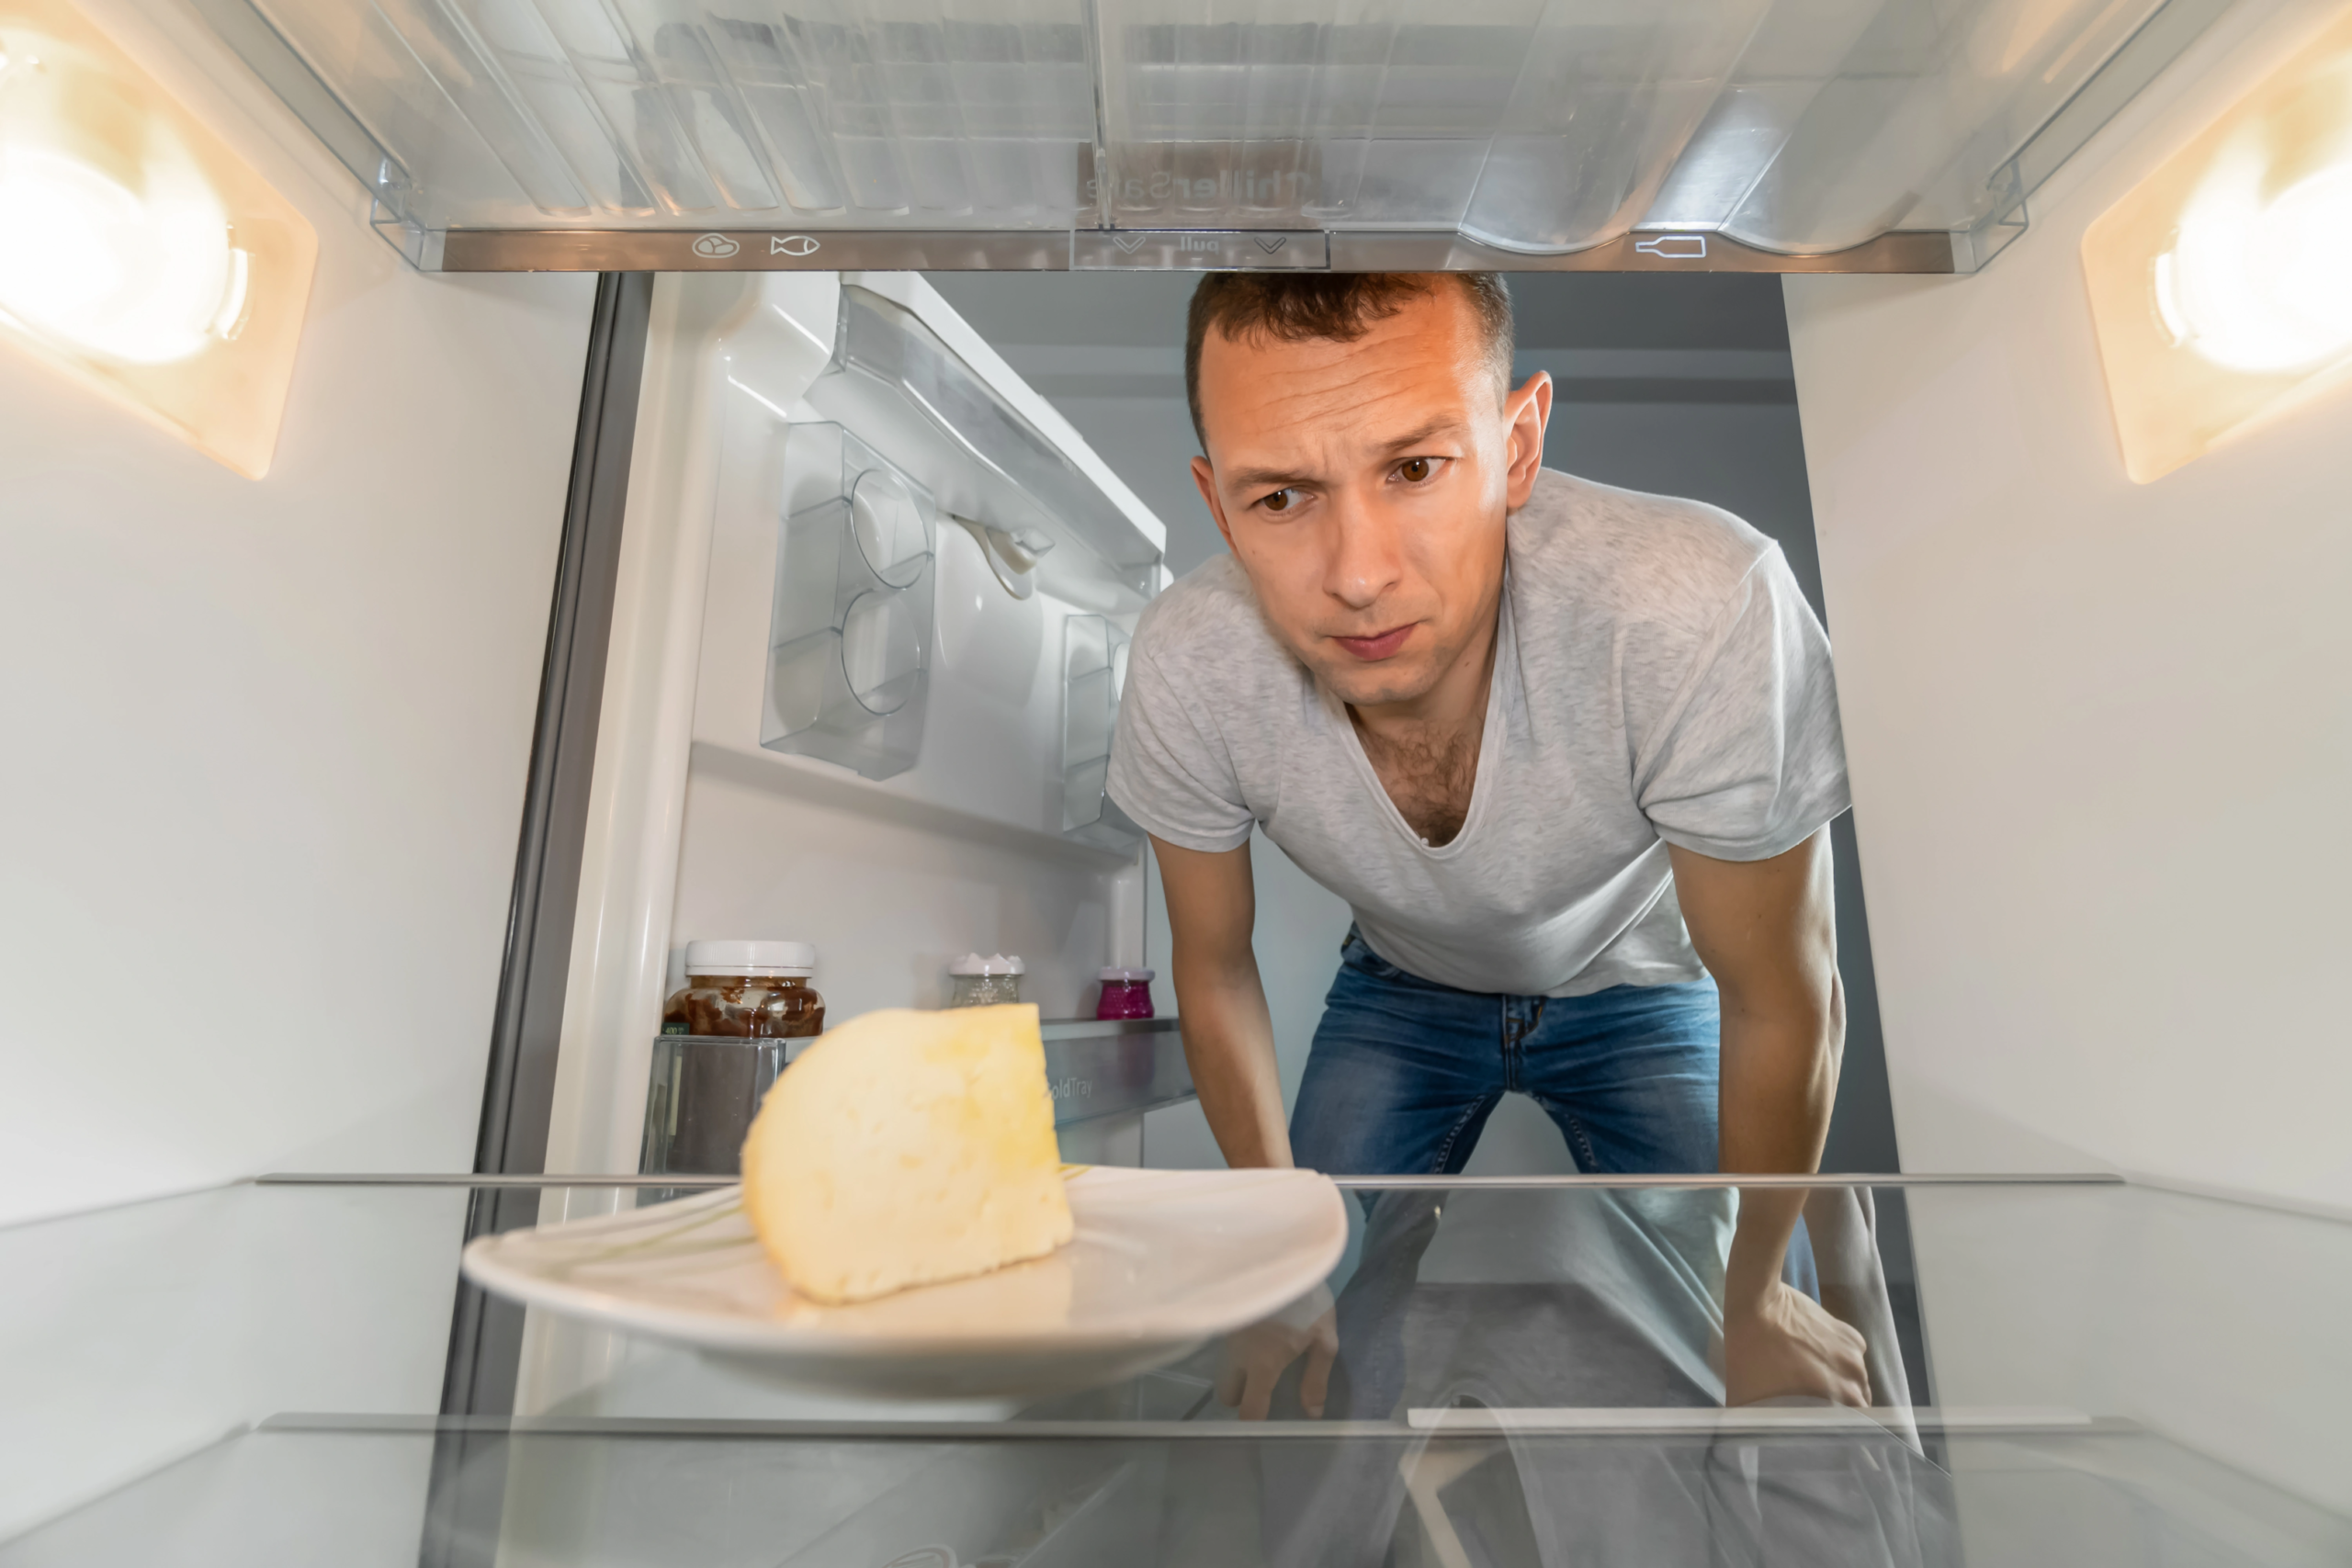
434;226;1958;275
260;1410;2143;1440
252;1170;2125;1189
1037;1016;1180;1040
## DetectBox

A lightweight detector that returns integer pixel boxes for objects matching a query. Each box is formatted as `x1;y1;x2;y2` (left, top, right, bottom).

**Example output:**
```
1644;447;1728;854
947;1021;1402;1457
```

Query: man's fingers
1838;1322;1869;1405
1300;1335;1337;1419
1238;1368;1275;1423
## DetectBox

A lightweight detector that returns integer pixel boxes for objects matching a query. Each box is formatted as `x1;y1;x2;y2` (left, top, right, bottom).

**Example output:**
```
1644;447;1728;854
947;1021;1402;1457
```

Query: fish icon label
691;233;741;259
1633;234;1708;261
771;235;820;256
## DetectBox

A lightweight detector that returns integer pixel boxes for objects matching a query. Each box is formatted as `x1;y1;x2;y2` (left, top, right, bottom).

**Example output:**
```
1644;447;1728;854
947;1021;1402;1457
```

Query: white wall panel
0;0;595;1230
1785;0;2352;1213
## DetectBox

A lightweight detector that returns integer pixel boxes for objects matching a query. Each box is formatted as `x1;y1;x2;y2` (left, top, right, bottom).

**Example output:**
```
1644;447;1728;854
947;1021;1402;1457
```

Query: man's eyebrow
1223;463;1317;493
1375;418;1467;454
1220;420;1471;494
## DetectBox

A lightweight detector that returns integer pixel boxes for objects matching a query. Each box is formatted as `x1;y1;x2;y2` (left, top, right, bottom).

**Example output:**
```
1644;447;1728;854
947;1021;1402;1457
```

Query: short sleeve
1633;549;1850;862
1106;641;1256;853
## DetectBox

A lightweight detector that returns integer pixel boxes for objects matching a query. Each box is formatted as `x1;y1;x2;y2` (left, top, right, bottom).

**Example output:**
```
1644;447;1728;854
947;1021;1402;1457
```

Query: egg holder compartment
763;425;936;782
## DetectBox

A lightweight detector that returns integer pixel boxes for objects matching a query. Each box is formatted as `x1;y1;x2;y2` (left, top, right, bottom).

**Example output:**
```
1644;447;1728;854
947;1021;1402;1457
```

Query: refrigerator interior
6;0;2352;1555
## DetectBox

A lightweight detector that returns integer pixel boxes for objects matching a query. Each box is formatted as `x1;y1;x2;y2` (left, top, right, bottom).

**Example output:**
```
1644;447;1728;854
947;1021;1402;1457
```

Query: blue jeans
1292;928;1724;1180
1259;929;1826;1480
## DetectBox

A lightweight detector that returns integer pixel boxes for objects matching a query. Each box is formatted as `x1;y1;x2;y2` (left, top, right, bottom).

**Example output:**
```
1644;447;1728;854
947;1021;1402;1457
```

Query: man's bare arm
1670;829;1869;1406
1151;834;1291;1169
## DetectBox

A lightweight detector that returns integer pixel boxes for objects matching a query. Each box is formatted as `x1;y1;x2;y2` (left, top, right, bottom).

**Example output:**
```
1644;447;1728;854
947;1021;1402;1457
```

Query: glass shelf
7;1175;2344;1564
184;0;2241;273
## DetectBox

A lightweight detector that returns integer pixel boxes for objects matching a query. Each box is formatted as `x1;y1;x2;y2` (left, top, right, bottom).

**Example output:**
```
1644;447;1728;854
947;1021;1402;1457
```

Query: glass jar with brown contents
643;940;825;1185
662;940;824;1038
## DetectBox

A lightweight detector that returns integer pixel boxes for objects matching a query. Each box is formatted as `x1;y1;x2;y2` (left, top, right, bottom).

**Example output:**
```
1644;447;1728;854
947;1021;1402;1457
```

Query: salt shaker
947;953;1024;1008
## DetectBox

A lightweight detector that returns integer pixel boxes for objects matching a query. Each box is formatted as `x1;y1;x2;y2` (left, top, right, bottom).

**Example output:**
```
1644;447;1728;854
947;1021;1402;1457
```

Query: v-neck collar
1323;582;1515;863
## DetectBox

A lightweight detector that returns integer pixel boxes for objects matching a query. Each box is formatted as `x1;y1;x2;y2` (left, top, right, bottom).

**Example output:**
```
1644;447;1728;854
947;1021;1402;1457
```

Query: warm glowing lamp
0;0;313;477
2085;9;2352;482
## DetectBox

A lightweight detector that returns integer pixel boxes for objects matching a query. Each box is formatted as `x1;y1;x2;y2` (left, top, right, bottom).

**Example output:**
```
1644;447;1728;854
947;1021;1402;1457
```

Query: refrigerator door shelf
690;271;1162;852
638;1021;1191;1196
633;1022;1185;1189
805;285;1163;617
1039;1016;1190;1128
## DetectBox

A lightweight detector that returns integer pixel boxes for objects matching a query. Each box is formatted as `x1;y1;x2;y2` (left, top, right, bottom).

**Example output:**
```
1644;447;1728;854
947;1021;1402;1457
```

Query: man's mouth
1331;625;1415;661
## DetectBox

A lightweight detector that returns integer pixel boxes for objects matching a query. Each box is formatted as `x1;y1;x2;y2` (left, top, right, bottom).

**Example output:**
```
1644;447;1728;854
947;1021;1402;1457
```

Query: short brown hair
1184;273;1515;450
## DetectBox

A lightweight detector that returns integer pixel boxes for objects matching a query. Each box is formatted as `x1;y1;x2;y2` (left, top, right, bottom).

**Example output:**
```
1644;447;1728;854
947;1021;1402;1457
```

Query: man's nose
1324;488;1404;612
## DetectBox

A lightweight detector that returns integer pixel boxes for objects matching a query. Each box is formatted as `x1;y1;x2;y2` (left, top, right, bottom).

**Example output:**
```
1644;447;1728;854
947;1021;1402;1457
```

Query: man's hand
1216;1303;1340;1420
1723;1279;1871;1408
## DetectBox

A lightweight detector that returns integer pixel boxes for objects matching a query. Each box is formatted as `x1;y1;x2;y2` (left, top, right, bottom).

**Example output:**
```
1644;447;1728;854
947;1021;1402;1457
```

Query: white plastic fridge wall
0;0;600;1537
1784;0;2352;1518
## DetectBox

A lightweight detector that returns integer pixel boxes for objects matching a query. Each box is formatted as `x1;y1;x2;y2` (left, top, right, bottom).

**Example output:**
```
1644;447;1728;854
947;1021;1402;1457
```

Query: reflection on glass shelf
4;1177;2345;1565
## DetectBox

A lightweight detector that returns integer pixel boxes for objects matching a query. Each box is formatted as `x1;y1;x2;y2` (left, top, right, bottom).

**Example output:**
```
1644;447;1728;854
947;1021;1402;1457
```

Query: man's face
1191;285;1551;713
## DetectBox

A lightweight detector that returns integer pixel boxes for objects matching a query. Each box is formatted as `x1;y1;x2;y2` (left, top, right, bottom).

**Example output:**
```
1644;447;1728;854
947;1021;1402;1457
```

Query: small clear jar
1095;967;1157;1021
947;953;1024;1008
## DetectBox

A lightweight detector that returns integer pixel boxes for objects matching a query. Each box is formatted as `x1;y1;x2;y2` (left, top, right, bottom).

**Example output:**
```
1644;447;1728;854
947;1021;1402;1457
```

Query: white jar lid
1098;967;1156;982
684;939;816;976
949;953;1025;976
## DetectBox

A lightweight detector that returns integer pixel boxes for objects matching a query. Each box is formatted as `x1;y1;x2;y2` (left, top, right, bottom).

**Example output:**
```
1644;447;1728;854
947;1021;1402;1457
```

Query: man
1105;273;1869;1417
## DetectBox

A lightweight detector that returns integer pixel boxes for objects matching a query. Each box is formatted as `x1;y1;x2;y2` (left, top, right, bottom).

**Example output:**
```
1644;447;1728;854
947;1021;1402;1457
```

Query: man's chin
1306;655;1443;712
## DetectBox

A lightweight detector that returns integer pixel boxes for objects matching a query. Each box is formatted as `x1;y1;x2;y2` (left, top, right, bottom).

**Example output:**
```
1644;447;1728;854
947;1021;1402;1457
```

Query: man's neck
1343;586;1500;848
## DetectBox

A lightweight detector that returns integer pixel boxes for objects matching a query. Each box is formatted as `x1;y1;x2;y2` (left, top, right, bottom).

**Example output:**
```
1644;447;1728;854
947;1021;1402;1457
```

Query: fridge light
0;144;240;363
2084;9;2352;481
0;0;314;477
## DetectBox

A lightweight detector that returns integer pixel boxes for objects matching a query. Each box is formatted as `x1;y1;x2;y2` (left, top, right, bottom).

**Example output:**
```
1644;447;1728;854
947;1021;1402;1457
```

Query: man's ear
1502;370;1553;510
1192;455;1239;554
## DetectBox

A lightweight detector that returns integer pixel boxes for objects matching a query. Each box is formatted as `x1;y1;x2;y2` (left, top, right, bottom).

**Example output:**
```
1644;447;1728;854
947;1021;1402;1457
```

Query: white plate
461;1166;1348;1401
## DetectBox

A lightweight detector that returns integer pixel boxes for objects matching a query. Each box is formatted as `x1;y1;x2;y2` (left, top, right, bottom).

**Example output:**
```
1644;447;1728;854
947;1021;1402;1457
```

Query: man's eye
1261;489;1297;513
1398;457;1435;482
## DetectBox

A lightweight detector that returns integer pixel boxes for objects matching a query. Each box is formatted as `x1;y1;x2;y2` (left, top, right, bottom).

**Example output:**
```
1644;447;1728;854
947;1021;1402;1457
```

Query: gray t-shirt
1105;468;1849;998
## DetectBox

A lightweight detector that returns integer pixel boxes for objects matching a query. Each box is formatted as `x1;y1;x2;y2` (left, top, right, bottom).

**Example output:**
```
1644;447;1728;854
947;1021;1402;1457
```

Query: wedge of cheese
740;1002;1073;1305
